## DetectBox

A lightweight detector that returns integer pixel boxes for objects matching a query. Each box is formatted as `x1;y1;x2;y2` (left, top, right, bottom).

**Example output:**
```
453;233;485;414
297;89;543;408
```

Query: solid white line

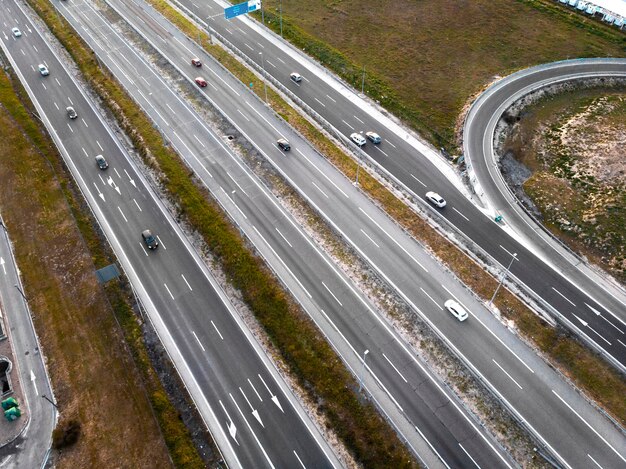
360;228;380;248
181;274;192;291
211;320;224;340
420;288;442;310
314;97;326;107
164;283;175;300
248;379;262;402
412;424;451;469
275;228;293;248
133;198;142;212
322;281;343;307
227;171;249;197
117;206;128;222
311;181;329;198
452;207;470;221
229;393;275;468
382;353;408;383
459;443;481;469
296;149;349;198
585;302;623;334
192;331;205;351
293;450;306;469
587;324;611;345
492;359;523;390
552;390;626;463
410;173;426;187
552;287;576;307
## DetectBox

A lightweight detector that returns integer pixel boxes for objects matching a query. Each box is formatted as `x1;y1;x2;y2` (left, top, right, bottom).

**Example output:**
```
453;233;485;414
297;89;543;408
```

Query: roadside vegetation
257;0;625;150
146;0;626;427
0;67;181;467
24;0;417;467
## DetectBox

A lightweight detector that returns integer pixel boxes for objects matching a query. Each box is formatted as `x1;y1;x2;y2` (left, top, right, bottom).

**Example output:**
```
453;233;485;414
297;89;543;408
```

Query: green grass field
260;0;625;148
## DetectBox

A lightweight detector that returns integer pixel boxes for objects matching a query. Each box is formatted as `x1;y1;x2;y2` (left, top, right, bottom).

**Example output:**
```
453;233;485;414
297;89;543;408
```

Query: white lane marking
114;168;121;179
311;181;329;198
492;359;523;390
53;102;59;110
245;101;283;135
552;390;626;463
293;450;306;469
30;370;38;396
374;146;389;157
229;393;274;467
275;228;293;248
386;140;397;149
276;57;286;64
96;140;103;151
585;303;623;334
353;115;364;124
382;353;408;383
321;281;343;307
452;207;469;221
257;374;284;412
588;454;603;469
164;283;175;300
341;119;354;131
181;274;192;291
156;236;166;250
442;284;535;374
248;379;262;402
618;339;626;348
414;424;451;469
420;288;442;310
236;109;250;121
314;97;326;107
55;77;61;86
459;443;481;469
552;287;576;307
133;198;142;212
296;149;349;198
117;206;128;222
152;107;169;126
227;171;249;197
192;331;205;351
360;228;380;248
218;400;238;444
499;245;519;260
252;226;312;298
358;207;428;272
173;36;195;56
410;173;426;187
244;42;253;51
266;60;276;68
67;122;73;133
82;147;89;157
326;94;336;103
211;320;224;340
209;68;240;96
220;186;247;219
193;134;206;148
139;244;148;257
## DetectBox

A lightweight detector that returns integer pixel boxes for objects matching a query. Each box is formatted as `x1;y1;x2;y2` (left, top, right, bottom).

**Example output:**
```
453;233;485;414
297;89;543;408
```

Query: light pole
358;349;369;392
361;65;366;96
489;252;517;306
279;0;283;38
259;52;268;103
354;155;360;186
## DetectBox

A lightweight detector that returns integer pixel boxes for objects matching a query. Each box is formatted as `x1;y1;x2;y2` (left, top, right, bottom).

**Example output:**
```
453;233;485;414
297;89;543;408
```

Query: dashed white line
311;181;329;198
181;274;192;291
420;287;443;310
82;147;89;157
192;331;205;351
374;146;389;157
82;118;88;128
164;283;175;300
295;149;349;198
227;172;249;197
133;198;142;211
193;134;206;148
341;119;354;130
275;228;293;248
117;206;128;222
492;359;523;390
244;42;254;51
265;59;276;68
452;207;469;221
382;353;408;383
588;454;603;469
386;141;397;149
353;115;364;124
293;450;306;469
156;236;166;250
326;94;336;103
248;379;262;401
459;444;481;469
96;140;103;151
53;102;59;110
276;57;285;64
314;97;326;107
499;245;519;260
236;109;250;121
360;228;380;248
211;320;224;340
552;287;576;307
322;281;343;307
67;122;73;133
410;173;427;187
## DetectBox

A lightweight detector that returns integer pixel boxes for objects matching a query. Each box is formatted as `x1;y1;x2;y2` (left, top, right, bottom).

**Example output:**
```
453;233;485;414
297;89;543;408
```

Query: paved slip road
0;2;341;468
172;0;626;372
0;216;55;469
53;0;626;468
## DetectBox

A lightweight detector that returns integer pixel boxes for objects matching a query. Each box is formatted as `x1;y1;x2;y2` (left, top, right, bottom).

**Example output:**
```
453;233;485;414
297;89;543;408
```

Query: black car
95;154;108;170
142;230;159;250
277;138;290;151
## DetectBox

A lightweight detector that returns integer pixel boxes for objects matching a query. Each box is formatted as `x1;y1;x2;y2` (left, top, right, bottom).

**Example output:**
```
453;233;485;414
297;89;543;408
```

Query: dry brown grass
0;71;172;467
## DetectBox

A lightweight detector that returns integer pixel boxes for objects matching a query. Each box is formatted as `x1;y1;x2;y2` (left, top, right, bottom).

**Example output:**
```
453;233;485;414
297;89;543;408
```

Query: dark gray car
141;230;159;250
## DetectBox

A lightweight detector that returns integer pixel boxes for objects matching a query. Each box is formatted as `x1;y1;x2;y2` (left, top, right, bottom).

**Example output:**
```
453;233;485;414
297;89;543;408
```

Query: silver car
350;132;366;146
444;300;469;322
38;64;49;76
425;191;446;208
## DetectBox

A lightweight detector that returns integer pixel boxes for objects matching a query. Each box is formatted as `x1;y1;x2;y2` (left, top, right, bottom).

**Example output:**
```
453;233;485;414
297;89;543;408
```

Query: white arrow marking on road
124;169;136;188
93;183;105;201
239;387;264;427
586;302;624;334
107;177;121;195
573;313;611;345
30;370;38;396
0;258;5;275
218;400;238;444
572;314;588;328
258;374;283;413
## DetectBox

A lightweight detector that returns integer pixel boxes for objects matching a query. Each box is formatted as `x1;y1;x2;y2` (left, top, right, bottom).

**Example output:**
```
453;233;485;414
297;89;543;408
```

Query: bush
52;419;81;449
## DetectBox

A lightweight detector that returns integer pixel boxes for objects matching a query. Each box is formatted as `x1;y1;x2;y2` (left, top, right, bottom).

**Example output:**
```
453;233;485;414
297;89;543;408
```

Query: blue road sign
225;0;261;20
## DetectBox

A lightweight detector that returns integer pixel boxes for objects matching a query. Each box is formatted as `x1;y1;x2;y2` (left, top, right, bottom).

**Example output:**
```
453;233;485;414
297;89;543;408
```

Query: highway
50;0;626;468
172;0;626;373
0;2;340;467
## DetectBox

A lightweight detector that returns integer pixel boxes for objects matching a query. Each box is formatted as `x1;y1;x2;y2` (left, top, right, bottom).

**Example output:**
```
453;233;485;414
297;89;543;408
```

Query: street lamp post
279;0;283;38
489;252;517;306
259;52;268;103
361;65;366;96
358;349;369;392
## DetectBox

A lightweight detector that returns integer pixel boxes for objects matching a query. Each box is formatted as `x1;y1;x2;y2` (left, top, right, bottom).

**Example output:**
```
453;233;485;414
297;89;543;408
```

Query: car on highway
277;138;291;151
38;64;49;76
142;230;159;250
290;72;302;83
444;299;469;322
11;28;21;38
425;191;446;208
191;58;202;67
195;77;207;87
66;106;77;119
95;154;108;170
350;133;366;147
366;131;381;144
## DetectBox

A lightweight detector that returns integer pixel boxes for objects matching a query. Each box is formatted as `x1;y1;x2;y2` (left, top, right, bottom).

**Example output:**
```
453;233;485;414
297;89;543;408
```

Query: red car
191;58;202;67
195;77;207;87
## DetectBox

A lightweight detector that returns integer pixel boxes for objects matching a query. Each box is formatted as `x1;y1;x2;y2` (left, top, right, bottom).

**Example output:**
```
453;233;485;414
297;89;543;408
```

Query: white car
290;72;302;83
366;131;381;144
425;191;446;208
444;300;469;322
38;64;49;76
11;28;22;38
350;132;366;147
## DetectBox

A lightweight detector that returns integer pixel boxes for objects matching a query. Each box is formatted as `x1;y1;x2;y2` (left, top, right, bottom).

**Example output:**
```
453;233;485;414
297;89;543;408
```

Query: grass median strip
146;0;626;427
24;0;418;466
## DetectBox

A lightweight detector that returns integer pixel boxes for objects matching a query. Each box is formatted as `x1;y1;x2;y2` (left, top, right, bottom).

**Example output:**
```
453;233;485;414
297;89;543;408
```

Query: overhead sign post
224;0;261;20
